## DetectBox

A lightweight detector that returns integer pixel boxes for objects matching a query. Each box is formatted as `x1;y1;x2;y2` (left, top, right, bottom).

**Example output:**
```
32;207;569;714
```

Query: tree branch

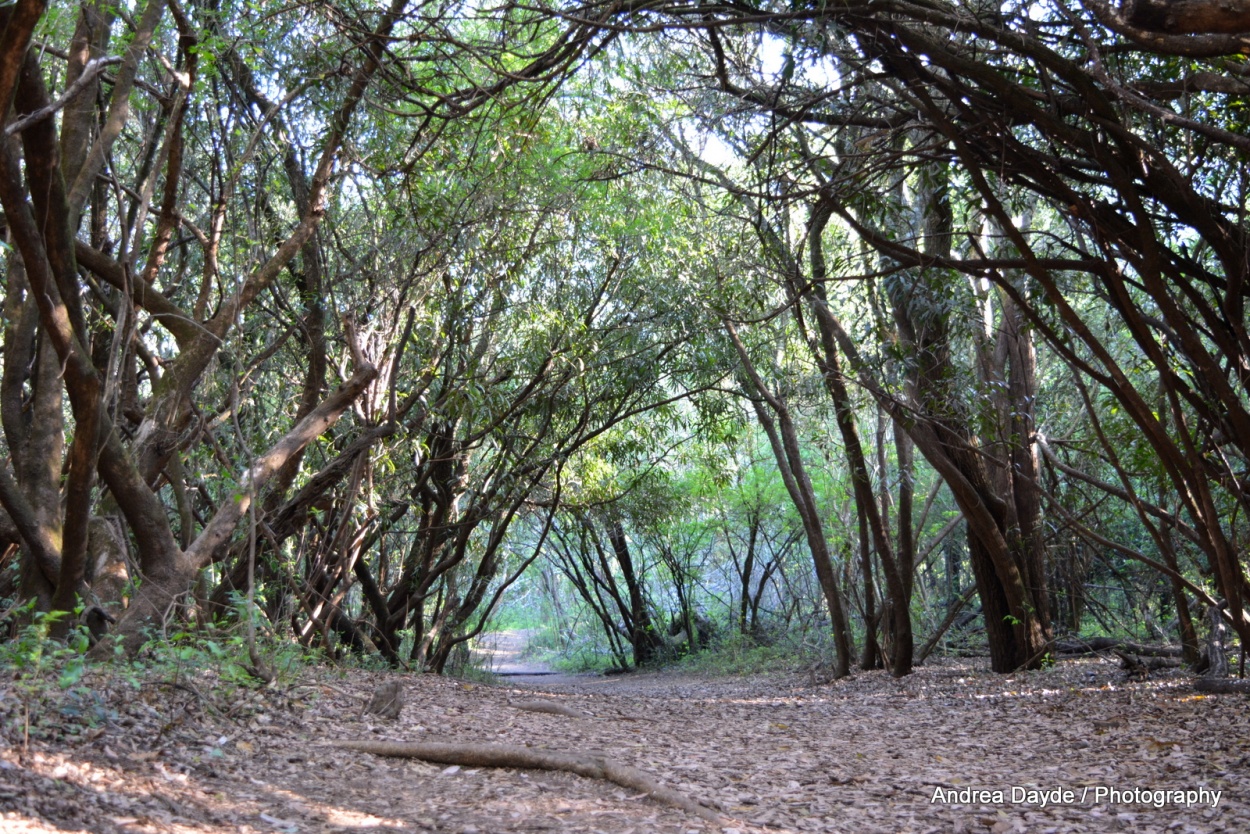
4;55;121;136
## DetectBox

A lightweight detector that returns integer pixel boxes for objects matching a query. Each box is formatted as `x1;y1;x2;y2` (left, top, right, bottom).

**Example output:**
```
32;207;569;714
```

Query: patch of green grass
520;629;620;673
545;646;619;673
661;632;801;676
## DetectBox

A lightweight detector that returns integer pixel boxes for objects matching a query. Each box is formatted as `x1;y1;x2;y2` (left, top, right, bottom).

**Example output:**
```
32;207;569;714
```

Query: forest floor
2;633;1248;834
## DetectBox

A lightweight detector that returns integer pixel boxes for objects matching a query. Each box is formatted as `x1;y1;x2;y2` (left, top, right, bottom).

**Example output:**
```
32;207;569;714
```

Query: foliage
0;604;94;747
659;630;810;678
0;0;1242;678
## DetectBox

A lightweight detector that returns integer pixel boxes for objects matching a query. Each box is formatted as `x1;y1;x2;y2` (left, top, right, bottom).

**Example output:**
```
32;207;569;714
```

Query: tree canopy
1;0;1247;679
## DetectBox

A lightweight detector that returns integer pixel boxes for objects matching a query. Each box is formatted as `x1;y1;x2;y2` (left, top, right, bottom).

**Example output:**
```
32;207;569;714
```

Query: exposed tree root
1194;677;1250;694
1114;651;1184;679
329;739;727;824
506;697;592;718
1055;637;1185;658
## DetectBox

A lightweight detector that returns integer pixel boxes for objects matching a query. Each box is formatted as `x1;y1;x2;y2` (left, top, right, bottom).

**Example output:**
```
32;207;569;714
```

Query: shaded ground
2;639;1247;833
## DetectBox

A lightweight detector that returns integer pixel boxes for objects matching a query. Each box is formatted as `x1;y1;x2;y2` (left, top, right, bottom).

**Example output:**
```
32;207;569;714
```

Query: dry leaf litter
0;635;1246;834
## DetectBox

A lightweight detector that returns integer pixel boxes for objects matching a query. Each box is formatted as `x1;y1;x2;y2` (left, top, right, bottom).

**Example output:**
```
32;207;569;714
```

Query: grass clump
659;630;805;676
524;626;621;673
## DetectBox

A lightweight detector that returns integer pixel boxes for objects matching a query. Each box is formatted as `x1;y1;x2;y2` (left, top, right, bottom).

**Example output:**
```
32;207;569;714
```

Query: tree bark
608;520;662;667
99;363;377;654
798;223;913;675
1123;0;1250;33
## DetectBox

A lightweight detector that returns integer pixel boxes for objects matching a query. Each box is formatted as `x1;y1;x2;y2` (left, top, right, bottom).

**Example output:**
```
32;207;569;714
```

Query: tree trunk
802;201;916;675
98;364;377;654
608;520;662;667
727;323;853;678
857;500;881;669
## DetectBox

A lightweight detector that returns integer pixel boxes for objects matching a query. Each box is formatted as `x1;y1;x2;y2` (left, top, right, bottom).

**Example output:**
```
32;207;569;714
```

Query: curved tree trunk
98;364;377;654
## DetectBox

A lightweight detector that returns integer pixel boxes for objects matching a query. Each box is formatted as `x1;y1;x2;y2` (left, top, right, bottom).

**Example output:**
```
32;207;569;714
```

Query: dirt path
2;655;1247;833
469;630;586;686
471;630;610;691
472;629;546;676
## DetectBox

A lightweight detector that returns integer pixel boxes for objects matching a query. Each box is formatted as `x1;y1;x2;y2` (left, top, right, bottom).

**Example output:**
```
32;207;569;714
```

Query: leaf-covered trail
2;657;1246;833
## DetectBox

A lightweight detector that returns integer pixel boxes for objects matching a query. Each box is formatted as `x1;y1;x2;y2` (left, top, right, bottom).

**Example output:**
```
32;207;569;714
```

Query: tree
716;452;801;638
0;0;617;649
602;0;1248;670
4;0;1244;680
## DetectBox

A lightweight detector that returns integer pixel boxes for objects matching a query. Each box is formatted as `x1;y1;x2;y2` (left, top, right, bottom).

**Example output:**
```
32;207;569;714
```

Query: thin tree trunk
726;322;853;678
858;500;880;669
608;520;661;667
802;201;913;675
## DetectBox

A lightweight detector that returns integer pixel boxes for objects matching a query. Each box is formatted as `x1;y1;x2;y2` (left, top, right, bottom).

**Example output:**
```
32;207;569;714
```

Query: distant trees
717;459;802;639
